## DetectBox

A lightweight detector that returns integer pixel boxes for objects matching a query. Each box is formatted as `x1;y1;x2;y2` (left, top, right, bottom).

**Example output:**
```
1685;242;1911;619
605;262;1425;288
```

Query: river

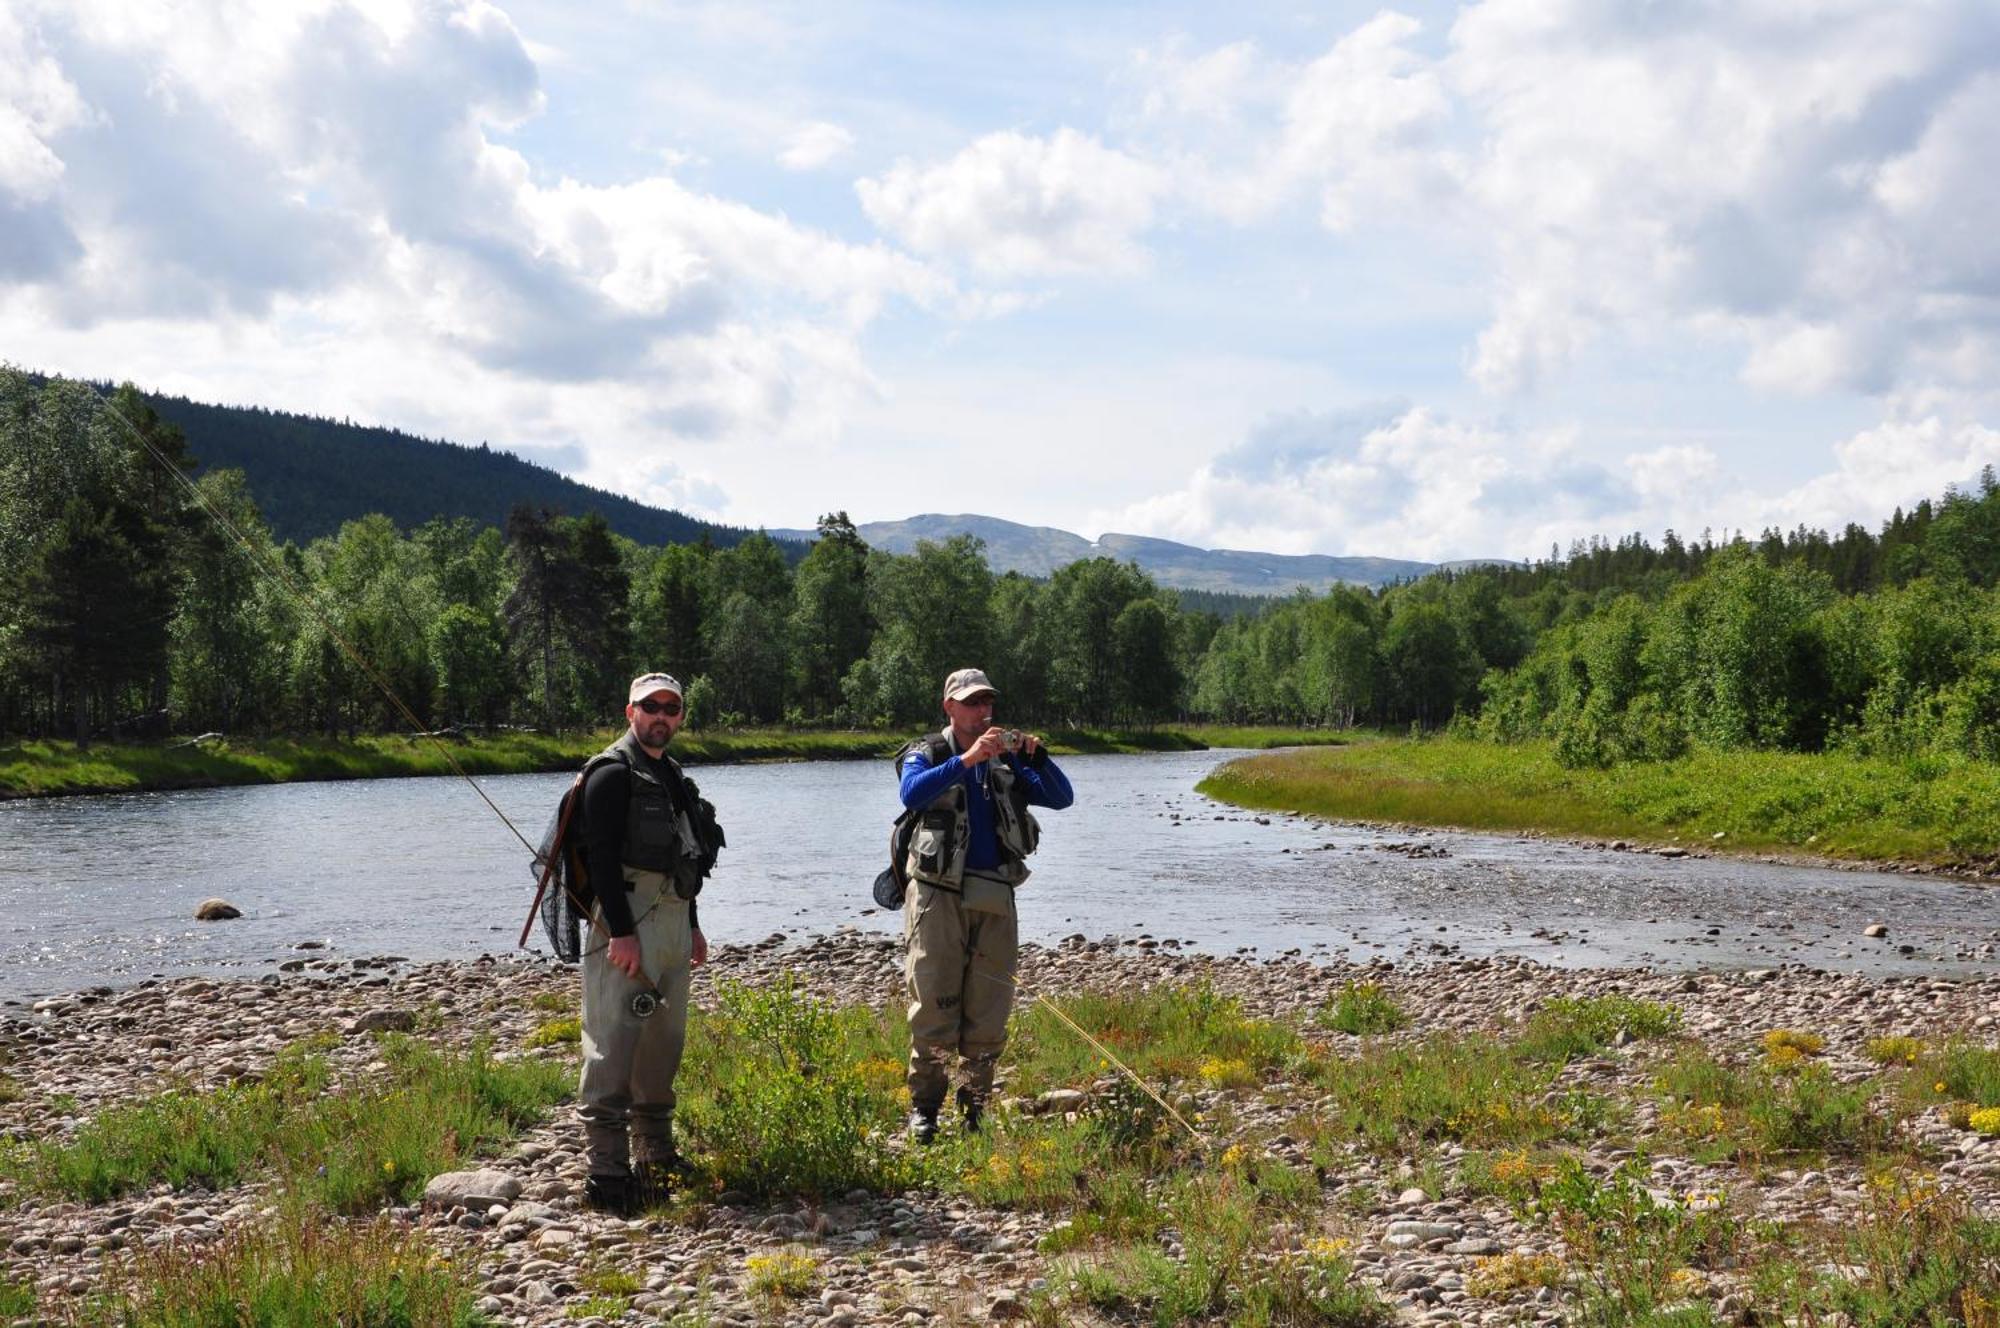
2;750;1994;1002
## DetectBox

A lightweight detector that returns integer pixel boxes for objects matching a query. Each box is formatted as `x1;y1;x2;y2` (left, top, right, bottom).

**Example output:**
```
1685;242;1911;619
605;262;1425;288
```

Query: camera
999;729;1022;752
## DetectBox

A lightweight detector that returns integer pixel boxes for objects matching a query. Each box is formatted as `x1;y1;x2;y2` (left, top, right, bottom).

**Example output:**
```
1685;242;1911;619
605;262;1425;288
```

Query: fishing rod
80;375;1210;1147
80;380;536;857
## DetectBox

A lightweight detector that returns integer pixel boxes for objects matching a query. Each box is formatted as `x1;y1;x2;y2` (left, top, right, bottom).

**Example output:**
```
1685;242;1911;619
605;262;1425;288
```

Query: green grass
1199;736;2000;867
1315;981;1408;1036
1006;980;1301;1097
0;723;1352;800
1514;995;1682;1065
1656;1050;1894;1162
0;1037;569;1210
88;1213;486;1328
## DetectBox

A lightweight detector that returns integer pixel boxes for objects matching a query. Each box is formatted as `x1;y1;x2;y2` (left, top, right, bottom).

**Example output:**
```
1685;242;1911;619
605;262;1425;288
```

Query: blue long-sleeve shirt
900;738;1075;871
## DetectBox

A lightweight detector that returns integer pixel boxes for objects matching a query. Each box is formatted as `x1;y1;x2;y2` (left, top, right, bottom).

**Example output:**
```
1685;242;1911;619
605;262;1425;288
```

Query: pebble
1;938;1995;1328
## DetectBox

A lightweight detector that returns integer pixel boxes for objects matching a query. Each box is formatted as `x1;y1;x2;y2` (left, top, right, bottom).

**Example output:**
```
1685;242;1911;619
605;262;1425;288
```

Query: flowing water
2;749;1994;1002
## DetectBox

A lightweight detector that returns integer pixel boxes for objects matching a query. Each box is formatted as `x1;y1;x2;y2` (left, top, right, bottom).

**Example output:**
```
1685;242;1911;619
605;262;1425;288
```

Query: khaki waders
904;871;1017;1110
579;872;692;1179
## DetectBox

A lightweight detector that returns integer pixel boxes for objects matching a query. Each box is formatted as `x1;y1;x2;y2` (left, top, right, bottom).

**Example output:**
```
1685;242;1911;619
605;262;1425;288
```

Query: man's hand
961;726;1009;766
1019;732;1044;760
691;928;709;967
606;934;644;980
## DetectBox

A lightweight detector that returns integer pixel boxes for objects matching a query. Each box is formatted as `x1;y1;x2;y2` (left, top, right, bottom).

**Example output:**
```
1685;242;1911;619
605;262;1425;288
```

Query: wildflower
1220;1144;1245;1166
1936;1081;1949;1094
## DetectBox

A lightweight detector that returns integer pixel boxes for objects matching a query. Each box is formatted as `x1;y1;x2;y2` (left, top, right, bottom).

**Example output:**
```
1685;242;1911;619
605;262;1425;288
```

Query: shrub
1318;981;1408;1036
745;1248;818;1302
1516;995;1682;1064
1527;1157;1740;1323
1923;1044;2000;1108
1010;980;1298;1095
679;978;908;1198
1764;1171;2000;1328
1303;1036;1598;1151
1863;1035;1924;1066
89;1214;483;1327
525;1017;581;1048
1762;1029;1826;1067
0;1038;568;1210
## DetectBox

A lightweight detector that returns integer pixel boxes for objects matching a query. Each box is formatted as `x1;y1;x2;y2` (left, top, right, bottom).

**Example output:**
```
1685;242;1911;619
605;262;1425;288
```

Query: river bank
0;724;1350;801
1201;738;2000;882
2;939;1996;1327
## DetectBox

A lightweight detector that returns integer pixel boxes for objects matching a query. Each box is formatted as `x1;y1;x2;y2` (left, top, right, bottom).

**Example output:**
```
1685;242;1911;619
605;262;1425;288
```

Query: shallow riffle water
1;749;1995;1002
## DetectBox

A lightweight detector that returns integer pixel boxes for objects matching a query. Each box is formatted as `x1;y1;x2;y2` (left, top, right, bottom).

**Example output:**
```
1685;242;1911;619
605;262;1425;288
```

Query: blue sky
5;0;1999;561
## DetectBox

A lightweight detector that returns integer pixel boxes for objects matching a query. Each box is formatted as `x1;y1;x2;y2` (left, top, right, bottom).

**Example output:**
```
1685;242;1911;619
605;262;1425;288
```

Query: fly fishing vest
900;730;1042;890
591;732;706;900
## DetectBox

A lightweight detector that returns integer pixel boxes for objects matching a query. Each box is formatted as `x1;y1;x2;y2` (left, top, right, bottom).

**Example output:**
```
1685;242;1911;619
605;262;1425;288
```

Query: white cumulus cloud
777;120;854;171
856;127;1168;277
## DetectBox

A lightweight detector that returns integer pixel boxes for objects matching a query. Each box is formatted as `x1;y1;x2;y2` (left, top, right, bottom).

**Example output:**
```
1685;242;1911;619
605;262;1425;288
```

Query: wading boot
907;1101;940;1145
956;1086;985;1134
582;1174;635;1216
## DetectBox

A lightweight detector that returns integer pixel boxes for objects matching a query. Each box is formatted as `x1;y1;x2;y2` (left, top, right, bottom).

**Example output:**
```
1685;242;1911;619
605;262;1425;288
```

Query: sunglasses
634;698;683;716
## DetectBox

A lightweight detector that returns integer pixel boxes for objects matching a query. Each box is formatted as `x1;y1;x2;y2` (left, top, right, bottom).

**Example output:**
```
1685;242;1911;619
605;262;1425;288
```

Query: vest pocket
914;809;953;876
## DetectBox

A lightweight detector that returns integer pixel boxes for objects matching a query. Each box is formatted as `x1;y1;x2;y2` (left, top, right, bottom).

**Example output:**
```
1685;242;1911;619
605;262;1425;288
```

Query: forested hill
142;391;786;552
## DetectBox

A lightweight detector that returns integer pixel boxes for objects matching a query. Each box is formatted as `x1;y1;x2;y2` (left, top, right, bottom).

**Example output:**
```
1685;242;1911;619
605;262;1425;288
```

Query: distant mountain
769;513;1444;594
141;391;789;553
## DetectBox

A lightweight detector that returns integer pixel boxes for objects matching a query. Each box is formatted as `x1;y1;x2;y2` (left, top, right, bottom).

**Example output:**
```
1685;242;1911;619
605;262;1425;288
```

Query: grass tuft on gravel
0;1037;569;1209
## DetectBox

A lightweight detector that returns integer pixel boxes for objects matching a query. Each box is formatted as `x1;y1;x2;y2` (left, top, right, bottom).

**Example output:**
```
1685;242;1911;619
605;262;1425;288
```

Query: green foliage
678;978;911;1198
1656;1050;1892;1161
1316;981;1408;1036
1755;1172;2000;1328
1527;1157;1739;1325
1514;995;1682;1064
89;1211;486;1327
0;1037;568;1209
525;1017;581;1048
1045;1166;1390;1327
1298;1035;1596;1152
1007;980;1299;1097
1920;1044;2000;1109
1202;738;2000;868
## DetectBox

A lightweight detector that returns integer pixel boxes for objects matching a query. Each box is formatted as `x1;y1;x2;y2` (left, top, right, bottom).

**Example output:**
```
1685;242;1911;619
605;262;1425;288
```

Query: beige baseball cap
942;667;997;701
628;672;684;703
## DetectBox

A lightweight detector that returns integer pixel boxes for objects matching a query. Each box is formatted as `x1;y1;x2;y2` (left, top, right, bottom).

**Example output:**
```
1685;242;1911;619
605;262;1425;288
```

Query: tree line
8;370;2000;766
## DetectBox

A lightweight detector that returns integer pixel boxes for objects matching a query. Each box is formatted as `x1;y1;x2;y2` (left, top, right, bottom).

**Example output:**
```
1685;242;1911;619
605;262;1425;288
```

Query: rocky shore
3;933;1998;1326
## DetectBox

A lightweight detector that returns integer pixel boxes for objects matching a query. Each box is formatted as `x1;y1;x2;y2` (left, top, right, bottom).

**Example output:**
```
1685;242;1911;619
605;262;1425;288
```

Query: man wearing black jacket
575;671;713;1213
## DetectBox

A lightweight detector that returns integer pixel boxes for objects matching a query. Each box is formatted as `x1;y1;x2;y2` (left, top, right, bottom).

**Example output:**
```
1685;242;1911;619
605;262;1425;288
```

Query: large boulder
423;1169;523;1212
194;898;242;921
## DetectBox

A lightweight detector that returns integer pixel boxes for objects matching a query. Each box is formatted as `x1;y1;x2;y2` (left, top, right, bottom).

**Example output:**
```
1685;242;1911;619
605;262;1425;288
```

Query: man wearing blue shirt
897;667;1075;1143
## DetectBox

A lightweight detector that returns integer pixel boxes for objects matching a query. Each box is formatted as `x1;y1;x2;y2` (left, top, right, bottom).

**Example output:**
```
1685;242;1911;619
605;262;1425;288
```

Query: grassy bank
12;973;1998;1326
0;724;1350;800
1199;737;2000;871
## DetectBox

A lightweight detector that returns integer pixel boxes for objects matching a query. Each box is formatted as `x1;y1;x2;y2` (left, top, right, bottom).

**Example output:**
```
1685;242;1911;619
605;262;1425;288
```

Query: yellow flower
382;1160;396;1175
1936;1081;1949;1094
1220;1144;1245;1166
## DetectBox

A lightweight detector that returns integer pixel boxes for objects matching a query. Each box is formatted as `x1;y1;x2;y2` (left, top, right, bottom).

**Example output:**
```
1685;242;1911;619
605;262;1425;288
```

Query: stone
1863;923;1889;938
194;898;242;921
423;1169;523;1211
1035;1089;1087;1114
348;1008;417;1034
988;1291;1027;1319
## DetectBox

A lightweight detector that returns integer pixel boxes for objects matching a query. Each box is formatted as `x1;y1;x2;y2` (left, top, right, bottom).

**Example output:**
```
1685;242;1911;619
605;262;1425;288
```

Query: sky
5;0;2000;563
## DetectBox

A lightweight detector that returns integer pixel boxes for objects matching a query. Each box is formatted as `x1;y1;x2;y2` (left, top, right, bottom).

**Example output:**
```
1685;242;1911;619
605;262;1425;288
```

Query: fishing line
962;965;1208;1147
81;379;536;857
